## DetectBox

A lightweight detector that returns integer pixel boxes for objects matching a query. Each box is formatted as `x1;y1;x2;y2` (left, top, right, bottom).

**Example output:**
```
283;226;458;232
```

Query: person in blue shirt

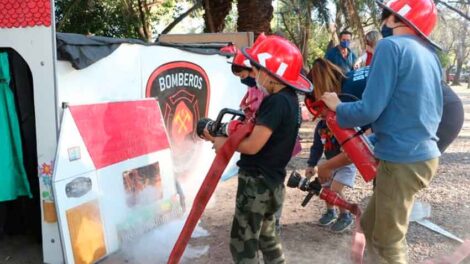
312;67;463;187
321;1;444;263
318;81;463;181
325;30;357;74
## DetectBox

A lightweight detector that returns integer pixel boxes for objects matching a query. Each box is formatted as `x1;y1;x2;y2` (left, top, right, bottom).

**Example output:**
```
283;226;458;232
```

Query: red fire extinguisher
305;96;378;182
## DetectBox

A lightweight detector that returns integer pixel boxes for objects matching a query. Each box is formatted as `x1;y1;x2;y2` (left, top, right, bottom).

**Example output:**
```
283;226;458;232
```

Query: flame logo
171;102;193;144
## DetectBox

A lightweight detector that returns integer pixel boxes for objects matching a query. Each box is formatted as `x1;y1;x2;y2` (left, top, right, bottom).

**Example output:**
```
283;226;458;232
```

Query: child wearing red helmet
228;33;267;120
321;0;443;263
207;36;313;263
223;34;287;235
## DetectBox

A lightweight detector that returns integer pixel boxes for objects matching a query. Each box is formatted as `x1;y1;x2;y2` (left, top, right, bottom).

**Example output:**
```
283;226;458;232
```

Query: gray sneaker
318;209;337;226
331;212;353;233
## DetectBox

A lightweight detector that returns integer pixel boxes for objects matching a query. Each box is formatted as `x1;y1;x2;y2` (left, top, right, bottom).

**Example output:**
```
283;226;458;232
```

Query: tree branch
436;0;470;21
203;0;215;32
280;12;297;44
161;0;202;34
136;0;150;41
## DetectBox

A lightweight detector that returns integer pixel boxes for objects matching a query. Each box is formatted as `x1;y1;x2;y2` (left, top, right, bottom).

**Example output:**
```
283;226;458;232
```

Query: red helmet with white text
230;33;267;69
242;36;313;93
220;44;237;55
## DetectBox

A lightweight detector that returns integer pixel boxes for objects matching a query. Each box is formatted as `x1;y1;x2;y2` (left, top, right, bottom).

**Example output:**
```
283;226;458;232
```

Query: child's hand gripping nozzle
196;108;247;138
169;108;253;264
286;171;359;215
304;95;379;183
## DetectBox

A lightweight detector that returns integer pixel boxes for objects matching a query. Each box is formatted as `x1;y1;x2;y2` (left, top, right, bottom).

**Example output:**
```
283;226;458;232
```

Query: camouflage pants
230;172;286;264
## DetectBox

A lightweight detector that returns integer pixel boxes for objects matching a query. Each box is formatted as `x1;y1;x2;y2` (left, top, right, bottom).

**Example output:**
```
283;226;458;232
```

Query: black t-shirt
237;88;300;187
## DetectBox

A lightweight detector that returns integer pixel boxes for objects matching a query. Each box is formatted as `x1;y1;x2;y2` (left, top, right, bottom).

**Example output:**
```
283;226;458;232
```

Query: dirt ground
186;84;470;264
1;85;469;264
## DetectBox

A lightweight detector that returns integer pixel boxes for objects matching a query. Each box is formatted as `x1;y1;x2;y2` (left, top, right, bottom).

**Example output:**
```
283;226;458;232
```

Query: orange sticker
66;200;106;264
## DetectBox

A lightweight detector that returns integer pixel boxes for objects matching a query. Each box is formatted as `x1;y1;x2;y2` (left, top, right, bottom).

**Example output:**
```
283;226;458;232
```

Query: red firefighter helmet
377;0;439;48
220;44;237;55
242;36;313;93
230;33;267;69
231;50;252;69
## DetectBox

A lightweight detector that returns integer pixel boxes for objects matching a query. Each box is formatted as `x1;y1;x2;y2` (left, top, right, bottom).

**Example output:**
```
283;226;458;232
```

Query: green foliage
273;0;330;67
55;0;179;40
306;26;331;65
223;2;238;32
55;0;139;38
274;0;329;43
437;50;452;69
154;0;177;24
336;0;380;30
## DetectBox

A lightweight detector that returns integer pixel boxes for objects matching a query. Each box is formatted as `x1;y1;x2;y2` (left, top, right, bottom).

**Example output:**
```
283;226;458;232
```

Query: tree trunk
452;57;463;86
445;67;451;83
237;0;273;38
335;0;346;34
344;0;365;52
136;0;152;41
452;12;469;86
202;0;233;32
121;0;152;41
301;1;313;66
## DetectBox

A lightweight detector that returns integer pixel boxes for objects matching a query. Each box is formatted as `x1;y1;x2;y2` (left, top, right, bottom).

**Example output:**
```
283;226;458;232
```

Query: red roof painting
69;100;171;170
0;0;51;28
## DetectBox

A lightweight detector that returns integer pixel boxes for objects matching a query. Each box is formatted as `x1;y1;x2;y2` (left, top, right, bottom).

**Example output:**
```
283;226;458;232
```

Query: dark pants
230;173;286;264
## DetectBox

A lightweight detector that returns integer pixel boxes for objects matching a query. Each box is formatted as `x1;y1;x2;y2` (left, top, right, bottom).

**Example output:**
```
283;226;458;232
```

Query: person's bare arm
236;125;272;154
317;152;352;183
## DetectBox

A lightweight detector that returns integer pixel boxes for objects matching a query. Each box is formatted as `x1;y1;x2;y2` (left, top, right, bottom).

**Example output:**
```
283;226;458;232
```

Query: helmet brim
227;60;252;70
241;47;314;94
376;0;442;50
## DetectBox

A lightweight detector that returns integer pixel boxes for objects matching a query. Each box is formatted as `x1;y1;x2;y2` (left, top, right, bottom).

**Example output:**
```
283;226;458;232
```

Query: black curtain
0;49;40;242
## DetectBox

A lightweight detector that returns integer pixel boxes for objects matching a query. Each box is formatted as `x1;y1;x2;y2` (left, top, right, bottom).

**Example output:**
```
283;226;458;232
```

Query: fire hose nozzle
196;108;246;138
287;170;359;213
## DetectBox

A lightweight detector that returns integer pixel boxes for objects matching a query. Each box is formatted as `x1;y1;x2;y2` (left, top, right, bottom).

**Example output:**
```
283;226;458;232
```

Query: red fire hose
304;97;370;263
167;121;255;264
304;97;378;182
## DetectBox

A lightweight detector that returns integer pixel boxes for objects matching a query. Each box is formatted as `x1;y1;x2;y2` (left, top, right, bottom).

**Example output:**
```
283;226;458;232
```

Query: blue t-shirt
325;46;357;74
336;35;443;163
341;66;369;102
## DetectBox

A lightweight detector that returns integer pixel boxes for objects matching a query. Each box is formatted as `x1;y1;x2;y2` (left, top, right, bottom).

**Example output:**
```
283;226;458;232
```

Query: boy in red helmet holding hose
206;36;313;263
223;33;286;234
321;0;443;263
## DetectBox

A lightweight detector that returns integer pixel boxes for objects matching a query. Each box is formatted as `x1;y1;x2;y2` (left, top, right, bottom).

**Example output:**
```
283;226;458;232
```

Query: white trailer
0;1;248;263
